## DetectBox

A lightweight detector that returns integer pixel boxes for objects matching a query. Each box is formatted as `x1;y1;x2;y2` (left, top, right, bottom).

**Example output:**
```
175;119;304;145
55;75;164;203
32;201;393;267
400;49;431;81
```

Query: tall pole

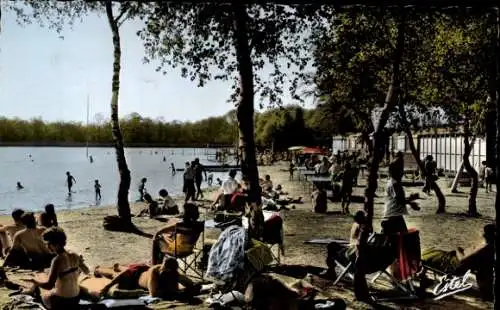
86;94;90;158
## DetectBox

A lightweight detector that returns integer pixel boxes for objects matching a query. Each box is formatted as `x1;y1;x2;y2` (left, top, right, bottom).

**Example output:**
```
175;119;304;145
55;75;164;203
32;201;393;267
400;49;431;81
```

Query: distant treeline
0;106;338;150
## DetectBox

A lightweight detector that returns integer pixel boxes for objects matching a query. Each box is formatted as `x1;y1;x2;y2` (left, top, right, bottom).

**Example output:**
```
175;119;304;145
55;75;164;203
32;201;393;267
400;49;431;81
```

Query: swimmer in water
66;171;76;195
16;182;24;190
95;180;102;201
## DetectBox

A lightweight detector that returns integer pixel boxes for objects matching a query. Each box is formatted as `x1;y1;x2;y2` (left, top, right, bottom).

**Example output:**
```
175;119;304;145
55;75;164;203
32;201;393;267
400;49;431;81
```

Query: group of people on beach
315;150;495;301
0;201;206;309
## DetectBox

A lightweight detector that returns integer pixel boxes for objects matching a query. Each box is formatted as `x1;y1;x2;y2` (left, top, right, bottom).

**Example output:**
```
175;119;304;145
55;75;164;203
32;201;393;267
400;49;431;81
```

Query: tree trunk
105;0;131;224
232;4;263;240
492;8;499;308
462;131;479;217
398;102;446;213
354;7;406;301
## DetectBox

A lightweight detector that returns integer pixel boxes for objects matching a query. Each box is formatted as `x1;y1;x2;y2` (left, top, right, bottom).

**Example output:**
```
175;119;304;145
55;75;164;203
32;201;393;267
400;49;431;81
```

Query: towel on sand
205;225;247;284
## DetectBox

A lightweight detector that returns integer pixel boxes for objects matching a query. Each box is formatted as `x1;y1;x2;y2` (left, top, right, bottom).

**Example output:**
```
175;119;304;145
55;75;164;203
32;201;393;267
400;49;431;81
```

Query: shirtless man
0;209;25;256
4;213;54;270
96;256;200;298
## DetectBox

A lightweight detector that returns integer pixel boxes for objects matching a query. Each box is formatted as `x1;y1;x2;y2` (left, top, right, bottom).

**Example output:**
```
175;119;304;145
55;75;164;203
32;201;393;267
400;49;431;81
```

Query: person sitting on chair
322;210;366;279
96;256;201;298
151;203;201;265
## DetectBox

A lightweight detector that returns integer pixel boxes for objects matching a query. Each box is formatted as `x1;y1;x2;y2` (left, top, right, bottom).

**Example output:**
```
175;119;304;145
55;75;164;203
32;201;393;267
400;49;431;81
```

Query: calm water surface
0;147;234;214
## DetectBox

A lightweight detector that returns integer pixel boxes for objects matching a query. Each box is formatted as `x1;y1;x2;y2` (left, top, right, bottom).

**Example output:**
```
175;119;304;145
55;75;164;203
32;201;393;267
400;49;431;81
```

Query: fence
418;134;487;173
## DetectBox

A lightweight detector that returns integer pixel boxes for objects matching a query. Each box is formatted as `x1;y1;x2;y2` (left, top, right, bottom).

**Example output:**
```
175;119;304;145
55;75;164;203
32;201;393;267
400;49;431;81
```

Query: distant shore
0;142;235;148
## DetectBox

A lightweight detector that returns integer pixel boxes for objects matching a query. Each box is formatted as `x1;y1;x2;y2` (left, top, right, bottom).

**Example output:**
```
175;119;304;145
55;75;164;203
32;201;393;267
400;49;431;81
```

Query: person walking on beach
183;162;196;202
65;172;76;195
422;155;436;195
193;158;207;200
138;178;147;202
94;180;102;201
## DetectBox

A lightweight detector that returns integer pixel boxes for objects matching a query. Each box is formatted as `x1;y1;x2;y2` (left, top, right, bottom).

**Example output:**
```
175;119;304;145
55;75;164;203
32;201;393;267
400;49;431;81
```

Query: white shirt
383;178;408;218
222;177;238;195
159;195;177;209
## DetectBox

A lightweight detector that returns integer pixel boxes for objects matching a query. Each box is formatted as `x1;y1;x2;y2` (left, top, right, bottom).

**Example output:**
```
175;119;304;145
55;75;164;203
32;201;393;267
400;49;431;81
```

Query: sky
0;9;314;124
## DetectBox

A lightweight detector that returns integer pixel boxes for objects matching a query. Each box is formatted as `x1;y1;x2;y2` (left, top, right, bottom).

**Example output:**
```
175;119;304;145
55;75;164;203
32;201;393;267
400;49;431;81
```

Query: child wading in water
65;171;76;195
94;180;102;201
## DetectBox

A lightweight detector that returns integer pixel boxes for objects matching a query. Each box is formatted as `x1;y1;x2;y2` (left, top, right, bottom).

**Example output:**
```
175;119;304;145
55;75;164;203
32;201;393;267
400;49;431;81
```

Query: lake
0;147;235;214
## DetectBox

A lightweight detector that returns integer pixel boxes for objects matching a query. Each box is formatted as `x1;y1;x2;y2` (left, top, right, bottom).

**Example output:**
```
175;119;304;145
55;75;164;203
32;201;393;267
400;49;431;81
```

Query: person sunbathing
23;227;90;309
422;224;495;301
151;203;201;265
95;256;201;298
3;213;54;270
0;209;25;256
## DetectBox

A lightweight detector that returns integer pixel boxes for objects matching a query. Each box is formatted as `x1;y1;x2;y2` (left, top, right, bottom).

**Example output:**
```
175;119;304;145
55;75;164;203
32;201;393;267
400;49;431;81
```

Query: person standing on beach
138;178;147;202
193;158;207;200
183;162;196;202
170;163;176;176
65;172;76;195
94;180;102;201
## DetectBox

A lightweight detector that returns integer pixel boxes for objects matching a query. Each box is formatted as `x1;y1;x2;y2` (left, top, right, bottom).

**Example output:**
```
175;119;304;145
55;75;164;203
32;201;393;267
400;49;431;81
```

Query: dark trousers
184;180;196;202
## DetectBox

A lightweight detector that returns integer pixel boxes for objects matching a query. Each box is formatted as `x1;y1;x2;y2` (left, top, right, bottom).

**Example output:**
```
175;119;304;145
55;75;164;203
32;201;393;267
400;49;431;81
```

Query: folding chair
158;220;206;280
330;230;421;301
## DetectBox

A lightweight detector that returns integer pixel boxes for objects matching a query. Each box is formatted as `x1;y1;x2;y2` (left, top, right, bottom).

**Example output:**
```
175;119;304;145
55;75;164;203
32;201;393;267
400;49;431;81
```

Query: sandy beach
0;163;495;309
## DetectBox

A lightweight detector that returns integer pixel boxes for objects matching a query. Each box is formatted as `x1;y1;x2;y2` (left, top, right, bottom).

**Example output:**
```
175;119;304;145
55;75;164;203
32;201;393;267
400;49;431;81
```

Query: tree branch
114;4;130;28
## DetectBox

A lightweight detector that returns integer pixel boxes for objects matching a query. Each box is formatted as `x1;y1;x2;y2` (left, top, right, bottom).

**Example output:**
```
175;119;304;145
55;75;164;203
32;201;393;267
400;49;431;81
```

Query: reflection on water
0;147;234;214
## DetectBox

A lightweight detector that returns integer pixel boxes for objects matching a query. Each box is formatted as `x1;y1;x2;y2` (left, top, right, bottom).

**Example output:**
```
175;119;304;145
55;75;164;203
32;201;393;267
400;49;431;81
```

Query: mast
86;94;90;158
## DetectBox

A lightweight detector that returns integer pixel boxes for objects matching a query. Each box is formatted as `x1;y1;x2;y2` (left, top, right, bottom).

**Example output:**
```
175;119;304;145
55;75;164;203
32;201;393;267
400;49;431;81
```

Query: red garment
230;192;246;212
394;229;421;281
125;264;150;279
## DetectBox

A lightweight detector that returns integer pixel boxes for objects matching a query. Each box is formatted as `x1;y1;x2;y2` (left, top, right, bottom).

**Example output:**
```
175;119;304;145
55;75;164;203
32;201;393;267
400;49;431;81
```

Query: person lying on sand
0;209;25;256
151;203;201;265
22;227;90;309
95;256;201;298
4;213;54;270
421;224;495;301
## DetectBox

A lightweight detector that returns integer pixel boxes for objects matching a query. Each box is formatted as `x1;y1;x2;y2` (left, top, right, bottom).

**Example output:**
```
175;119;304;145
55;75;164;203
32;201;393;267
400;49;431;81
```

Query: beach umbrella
288;146;306;151
302;147;328;155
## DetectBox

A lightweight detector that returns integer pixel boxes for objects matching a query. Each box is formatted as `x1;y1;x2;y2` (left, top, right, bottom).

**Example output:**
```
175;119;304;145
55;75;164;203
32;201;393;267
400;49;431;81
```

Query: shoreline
0;143;235;148
0;163;495;309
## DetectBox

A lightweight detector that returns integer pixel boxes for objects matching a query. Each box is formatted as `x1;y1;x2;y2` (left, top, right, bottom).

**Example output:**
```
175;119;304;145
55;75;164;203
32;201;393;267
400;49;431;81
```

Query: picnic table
378;167;416;179
309;176;331;183
301;170;317;180
205;210;282;229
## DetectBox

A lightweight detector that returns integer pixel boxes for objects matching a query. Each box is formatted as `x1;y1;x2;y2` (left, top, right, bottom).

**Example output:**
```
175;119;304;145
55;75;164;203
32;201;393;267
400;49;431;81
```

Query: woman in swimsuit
25;227;90;309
